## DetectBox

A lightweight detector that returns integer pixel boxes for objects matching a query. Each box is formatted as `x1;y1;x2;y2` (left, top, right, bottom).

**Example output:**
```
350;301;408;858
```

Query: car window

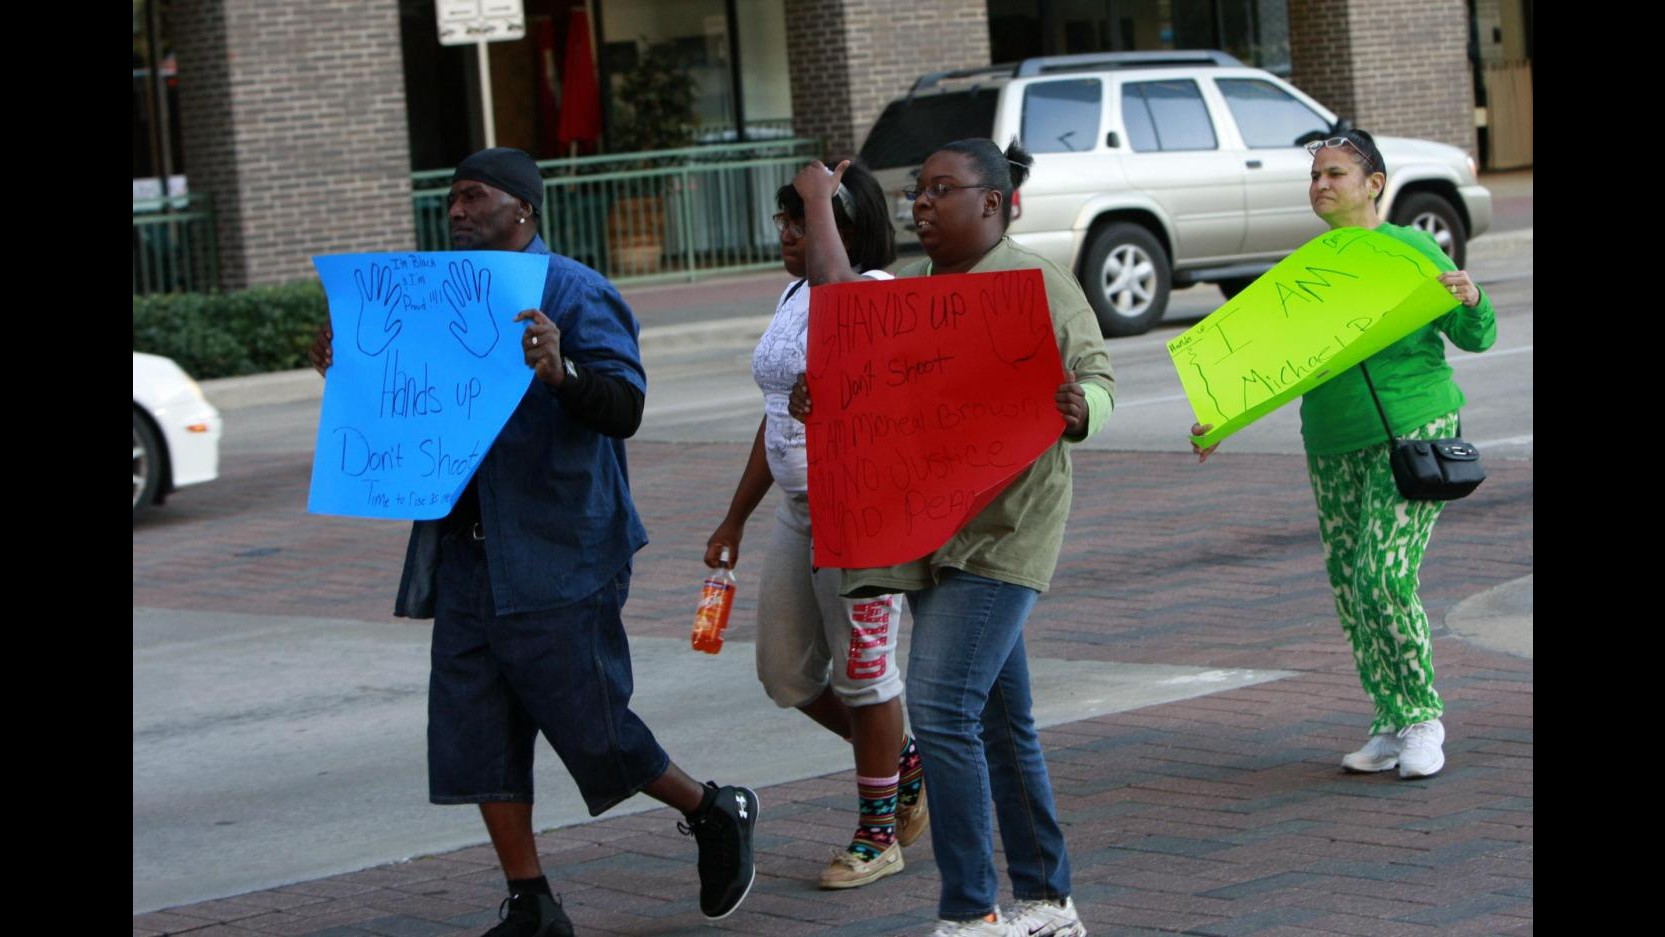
1217;78;1330;148
1022;79;1101;153
858;89;1001;169
1120;80;1216;152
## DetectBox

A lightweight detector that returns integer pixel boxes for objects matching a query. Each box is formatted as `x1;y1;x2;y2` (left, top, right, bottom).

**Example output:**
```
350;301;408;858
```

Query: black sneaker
482;890;575;937
678;782;758;919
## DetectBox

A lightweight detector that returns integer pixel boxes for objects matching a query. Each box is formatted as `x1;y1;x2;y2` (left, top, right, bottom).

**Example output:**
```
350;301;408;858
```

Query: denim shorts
427;529;670;816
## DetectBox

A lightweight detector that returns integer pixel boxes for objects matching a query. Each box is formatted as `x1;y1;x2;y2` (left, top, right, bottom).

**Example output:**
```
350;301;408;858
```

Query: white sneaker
1396;719;1446;779
930;912;1025;936
1341;732;1402;773
1007;896;1087;936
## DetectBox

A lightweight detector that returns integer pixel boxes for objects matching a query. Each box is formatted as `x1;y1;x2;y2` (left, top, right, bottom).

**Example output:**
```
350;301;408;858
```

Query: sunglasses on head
1305;135;1371;163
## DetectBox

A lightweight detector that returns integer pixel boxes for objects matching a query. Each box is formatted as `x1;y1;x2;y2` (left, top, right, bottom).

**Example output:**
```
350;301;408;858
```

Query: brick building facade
785;0;993;158
1288;0;1475;152
172;0;416;290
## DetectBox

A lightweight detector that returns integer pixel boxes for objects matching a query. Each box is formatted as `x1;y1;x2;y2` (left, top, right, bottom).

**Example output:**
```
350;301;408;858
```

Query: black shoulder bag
1358;365;1486;502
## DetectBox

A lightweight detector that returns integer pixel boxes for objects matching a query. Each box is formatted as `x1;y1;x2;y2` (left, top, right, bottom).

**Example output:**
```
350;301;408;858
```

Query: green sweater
1299;223;1497;455
842;237;1116;597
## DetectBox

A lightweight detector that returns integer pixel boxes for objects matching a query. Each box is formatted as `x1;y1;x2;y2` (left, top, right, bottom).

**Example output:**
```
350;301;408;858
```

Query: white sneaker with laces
1006;896;1086;936
1396;718;1446;779
1341;732;1402;773
929;912;1025;936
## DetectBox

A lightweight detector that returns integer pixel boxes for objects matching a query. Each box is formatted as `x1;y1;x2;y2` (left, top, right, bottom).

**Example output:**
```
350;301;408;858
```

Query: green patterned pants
1306;411;1457;734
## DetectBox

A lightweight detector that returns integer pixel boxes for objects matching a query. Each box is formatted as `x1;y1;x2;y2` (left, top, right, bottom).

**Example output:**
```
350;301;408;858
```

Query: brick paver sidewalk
134;444;1532;936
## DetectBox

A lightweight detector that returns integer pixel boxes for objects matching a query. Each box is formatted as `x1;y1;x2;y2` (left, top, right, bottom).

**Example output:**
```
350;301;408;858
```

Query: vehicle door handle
1245;160;1263;169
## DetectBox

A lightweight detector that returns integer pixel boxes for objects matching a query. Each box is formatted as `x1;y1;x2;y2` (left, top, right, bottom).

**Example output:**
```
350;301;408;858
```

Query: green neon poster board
1170;227;1458;448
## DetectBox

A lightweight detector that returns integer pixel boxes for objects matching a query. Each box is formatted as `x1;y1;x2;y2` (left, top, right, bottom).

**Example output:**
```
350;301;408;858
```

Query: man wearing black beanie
310;147;758;937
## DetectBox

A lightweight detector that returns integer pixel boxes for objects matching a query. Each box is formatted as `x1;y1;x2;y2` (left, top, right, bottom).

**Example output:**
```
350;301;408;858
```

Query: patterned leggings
1306;411;1456;734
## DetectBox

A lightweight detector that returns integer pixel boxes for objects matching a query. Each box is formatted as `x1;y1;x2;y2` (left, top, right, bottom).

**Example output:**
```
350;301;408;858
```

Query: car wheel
1216;276;1256;300
134;411;163;520
1082;222;1171;337
1390;192;1468;268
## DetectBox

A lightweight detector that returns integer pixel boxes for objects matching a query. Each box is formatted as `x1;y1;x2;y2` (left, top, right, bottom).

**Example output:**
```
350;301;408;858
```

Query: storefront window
988;0;1290;76
133;0;186;196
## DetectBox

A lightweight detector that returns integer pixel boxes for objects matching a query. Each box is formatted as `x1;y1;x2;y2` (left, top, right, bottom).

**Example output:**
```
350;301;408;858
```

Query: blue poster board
307;251;548;519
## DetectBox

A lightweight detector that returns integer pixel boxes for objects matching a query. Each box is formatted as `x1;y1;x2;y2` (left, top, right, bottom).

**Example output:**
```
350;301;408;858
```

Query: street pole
477;40;496;149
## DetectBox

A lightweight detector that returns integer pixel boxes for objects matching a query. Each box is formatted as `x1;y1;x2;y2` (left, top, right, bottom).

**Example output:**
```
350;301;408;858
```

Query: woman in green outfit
1192;128;1496;780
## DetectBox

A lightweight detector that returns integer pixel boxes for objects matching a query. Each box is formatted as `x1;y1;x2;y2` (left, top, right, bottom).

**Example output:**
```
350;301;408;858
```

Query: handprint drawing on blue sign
443;259;501;358
353;263;405;356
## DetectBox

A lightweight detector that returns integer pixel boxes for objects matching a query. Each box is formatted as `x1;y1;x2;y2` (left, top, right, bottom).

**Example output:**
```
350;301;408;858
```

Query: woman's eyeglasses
772;213;805;238
1304;136;1371;162
902;183;996;202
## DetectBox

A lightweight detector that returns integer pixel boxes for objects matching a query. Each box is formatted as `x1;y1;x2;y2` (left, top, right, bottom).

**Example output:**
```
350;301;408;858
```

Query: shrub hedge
132;281;327;379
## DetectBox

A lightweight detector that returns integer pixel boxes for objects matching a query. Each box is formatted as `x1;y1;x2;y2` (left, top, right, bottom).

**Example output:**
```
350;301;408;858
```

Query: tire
1216;276;1255;300
134;410;163;520
1081;222;1170;337
1390;192;1468;268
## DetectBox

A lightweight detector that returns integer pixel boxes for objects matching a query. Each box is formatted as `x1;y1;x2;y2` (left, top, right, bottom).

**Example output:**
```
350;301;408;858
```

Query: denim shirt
395;236;649;617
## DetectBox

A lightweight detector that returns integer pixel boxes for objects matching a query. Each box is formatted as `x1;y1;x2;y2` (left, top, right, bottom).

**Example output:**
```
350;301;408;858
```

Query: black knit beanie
452;147;544;214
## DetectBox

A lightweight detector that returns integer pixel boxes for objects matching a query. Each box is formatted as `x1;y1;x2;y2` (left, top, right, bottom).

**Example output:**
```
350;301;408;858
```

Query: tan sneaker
897;783;930;847
817;841;904;889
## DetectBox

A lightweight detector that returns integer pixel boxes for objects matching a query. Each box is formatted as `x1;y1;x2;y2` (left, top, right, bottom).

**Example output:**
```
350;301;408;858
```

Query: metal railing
133;193;218;295
413;137;823;284
129;137;819;296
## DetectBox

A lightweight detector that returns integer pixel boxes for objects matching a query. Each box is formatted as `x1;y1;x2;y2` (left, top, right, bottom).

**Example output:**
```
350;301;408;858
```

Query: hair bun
1004;140;1033;190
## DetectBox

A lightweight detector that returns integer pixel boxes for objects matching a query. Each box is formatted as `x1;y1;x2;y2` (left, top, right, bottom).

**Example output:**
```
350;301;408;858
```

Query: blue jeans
905;569;1073;920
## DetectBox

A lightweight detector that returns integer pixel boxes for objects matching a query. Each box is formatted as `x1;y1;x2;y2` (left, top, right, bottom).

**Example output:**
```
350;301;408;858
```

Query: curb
1445;573;1534;659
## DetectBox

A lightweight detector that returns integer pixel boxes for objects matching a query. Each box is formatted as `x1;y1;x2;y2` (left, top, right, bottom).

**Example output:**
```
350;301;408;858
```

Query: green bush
132;280;326;379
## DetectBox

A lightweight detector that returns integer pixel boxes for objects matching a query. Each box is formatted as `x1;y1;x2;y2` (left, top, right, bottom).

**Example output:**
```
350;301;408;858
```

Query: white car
134;352;223;519
859;50;1492;336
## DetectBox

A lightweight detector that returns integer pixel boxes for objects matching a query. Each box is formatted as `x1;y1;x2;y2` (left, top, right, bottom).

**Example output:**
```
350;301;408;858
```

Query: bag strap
1359;363;1463;441
1357;364;1396;444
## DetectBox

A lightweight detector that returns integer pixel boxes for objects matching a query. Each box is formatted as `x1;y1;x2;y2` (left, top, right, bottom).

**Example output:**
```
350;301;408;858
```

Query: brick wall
173;0;416;290
785;0;991;157
1290;0;1476;155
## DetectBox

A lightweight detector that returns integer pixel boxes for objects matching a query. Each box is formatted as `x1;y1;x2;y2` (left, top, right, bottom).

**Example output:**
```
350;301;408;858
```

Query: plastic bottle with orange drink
691;546;736;654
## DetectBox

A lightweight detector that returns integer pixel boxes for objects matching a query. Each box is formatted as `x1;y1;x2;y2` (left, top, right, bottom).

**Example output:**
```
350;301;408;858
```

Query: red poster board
806;269;1065;568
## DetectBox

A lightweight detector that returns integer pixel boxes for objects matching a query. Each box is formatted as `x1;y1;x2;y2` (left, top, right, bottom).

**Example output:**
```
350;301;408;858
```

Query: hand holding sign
1189;422;1219;462
514;309;565;386
1056;370;1087;437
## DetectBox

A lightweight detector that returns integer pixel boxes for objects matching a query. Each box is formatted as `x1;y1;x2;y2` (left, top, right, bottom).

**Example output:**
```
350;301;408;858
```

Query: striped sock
849;773;899;859
898;735;924;807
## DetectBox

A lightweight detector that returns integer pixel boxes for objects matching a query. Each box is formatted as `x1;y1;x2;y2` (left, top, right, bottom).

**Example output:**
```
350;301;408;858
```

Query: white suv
858;51;1492;336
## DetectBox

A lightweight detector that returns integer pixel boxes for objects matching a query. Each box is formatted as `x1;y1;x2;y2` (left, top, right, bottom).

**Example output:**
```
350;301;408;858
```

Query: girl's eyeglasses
772;214;806;238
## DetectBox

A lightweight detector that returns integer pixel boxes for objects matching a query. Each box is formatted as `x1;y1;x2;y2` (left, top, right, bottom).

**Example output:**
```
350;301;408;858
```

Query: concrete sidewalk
133;440;1532;937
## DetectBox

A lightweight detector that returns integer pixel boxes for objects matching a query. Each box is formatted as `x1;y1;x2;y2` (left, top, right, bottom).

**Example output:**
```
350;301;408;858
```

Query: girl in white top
703;160;926;890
